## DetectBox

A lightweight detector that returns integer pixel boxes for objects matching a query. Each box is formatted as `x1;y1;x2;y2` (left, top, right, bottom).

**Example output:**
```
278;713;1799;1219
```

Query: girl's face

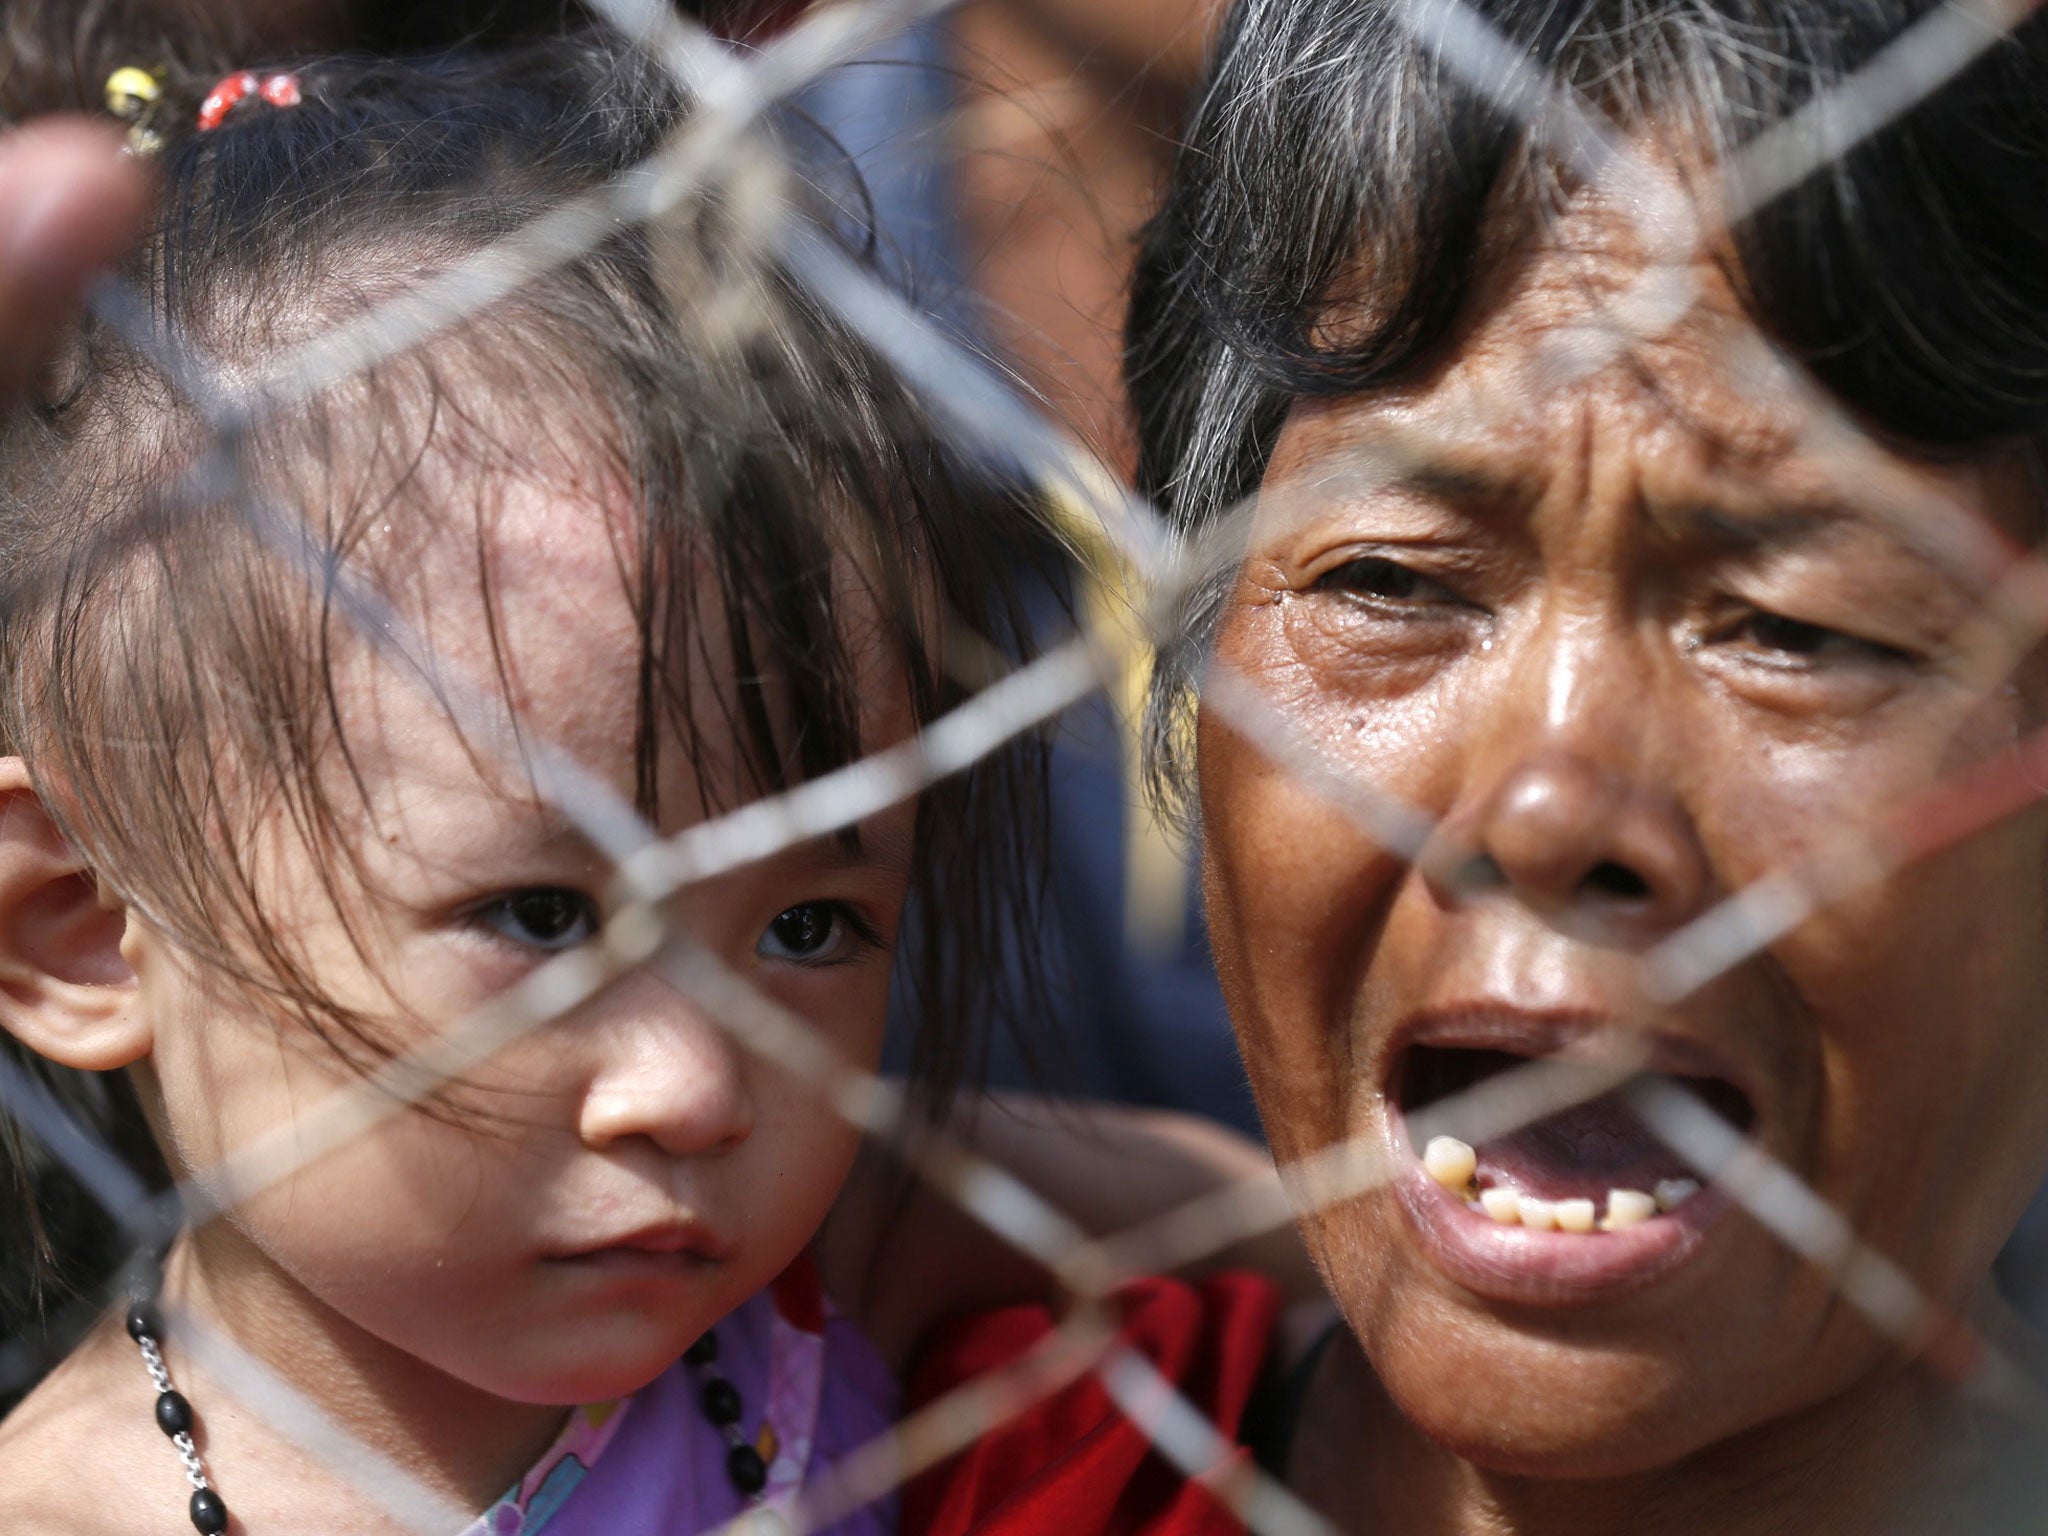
131;469;916;1405
1196;209;2048;1473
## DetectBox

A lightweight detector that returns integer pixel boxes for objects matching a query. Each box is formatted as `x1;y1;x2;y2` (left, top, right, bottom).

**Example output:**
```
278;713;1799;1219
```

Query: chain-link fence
3;0;2047;1530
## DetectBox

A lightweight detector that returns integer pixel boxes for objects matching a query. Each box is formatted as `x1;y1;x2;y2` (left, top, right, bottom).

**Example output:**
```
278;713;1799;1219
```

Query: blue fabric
795;32;1259;1137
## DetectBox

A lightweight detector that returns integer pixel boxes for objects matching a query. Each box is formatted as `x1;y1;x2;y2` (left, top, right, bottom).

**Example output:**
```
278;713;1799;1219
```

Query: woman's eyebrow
1398;464;1523;505
1645;497;1998;593
1299;456;1535;519
1643;500;1854;554
1648;496;1934;555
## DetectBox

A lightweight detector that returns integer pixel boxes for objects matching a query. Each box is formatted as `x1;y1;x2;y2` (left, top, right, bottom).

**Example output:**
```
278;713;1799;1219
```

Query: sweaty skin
1198;200;2048;1535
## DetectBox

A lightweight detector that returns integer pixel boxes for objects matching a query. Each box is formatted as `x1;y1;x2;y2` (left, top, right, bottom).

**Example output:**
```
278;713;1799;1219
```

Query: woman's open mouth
1387;1039;1758;1304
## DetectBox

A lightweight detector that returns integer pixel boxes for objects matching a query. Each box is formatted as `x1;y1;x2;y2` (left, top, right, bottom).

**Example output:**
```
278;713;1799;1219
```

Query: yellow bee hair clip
104;65;167;156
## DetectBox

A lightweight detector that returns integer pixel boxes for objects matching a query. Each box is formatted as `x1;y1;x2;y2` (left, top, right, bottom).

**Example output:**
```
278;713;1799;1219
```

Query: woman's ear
0;757;146;1070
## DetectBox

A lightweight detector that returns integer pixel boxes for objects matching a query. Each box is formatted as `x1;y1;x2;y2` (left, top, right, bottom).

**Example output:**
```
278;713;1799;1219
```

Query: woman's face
1197;212;2048;1473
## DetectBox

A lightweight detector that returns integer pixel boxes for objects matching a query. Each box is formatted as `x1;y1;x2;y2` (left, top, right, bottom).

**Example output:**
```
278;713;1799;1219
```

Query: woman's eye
757;902;868;965
474;888;600;952
1311;556;1458;605
1727;610;1911;667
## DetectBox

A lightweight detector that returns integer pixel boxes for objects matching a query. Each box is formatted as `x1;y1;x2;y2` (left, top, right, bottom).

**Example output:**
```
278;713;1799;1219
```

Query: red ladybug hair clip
197;70;303;132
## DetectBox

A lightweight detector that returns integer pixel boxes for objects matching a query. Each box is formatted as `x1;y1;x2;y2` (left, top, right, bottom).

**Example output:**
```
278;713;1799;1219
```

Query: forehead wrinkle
1276;390;1558;512
1272;178;2034;626
1320;295;1820;544
1446;187;1820;461
1287;378;1876;574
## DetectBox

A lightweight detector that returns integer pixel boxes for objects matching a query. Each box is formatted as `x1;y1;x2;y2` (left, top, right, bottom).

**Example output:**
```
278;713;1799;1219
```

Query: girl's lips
543;1219;736;1269
1390;1144;1730;1305
549;1245;724;1281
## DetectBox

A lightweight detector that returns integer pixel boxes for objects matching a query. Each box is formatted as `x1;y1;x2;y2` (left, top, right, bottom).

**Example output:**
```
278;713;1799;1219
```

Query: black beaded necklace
684;1328;771;1499
127;1300;771;1533
125;1300;230;1535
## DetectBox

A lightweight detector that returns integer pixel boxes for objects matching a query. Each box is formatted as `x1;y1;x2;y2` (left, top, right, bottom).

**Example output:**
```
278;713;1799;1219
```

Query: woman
913;0;2048;1531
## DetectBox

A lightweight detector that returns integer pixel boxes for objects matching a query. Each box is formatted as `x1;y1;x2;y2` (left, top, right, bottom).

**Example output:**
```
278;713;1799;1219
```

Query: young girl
0;32;1131;1535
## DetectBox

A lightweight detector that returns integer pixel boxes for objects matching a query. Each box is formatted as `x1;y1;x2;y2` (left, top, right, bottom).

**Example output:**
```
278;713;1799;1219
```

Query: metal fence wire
4;0;2048;1531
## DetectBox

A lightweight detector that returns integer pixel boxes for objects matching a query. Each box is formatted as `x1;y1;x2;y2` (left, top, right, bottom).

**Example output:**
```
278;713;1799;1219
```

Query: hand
0;120;151;400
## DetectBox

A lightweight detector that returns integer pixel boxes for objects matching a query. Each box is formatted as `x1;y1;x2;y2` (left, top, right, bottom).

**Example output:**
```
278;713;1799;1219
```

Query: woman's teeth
1606;1188;1659;1227
1422;1135;1700;1232
1653;1179;1700;1211
1422;1133;1478;1187
1555;1198;1597;1233
1478;1186;1521;1222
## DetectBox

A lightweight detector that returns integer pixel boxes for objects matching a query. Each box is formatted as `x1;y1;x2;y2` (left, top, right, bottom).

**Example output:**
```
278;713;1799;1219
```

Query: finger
0;119;153;401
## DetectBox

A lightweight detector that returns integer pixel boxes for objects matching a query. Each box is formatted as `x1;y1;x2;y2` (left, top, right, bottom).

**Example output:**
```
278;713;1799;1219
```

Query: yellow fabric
1042;465;1190;955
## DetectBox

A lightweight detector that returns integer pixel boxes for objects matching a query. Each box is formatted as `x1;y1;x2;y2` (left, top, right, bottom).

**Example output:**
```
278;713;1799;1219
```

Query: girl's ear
0;757;147;1070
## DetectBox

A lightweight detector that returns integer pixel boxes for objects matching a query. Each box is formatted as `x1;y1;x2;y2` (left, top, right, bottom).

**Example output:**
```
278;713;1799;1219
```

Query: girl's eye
757;903;868;966
1311;556;1459;605
1726;610;1911;667
474;888;600;952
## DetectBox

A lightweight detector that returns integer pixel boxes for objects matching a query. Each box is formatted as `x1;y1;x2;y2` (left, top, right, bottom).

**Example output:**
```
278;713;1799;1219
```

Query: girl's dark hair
1127;0;2048;817
0;33;1048;1350
0;1;758;122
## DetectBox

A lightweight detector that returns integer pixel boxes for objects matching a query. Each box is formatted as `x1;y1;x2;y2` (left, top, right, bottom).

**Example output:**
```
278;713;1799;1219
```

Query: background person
797;0;1255;1133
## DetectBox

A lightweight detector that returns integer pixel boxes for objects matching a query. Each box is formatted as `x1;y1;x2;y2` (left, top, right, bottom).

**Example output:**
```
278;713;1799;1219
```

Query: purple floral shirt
463;1259;898;1536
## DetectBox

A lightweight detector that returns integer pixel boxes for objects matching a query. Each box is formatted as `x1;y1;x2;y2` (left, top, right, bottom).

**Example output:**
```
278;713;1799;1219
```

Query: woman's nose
576;1010;755;1158
1426;748;1709;938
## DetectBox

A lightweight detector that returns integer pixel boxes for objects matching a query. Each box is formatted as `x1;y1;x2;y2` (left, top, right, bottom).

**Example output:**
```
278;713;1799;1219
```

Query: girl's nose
576;1010;755;1158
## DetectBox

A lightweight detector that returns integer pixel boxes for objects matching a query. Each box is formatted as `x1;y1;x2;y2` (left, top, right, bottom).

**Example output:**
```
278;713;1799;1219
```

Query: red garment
904;1273;1283;1536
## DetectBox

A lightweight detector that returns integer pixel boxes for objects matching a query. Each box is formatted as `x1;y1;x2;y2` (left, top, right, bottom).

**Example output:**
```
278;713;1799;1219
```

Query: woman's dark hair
0;32;1048;1351
1128;0;2048;817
